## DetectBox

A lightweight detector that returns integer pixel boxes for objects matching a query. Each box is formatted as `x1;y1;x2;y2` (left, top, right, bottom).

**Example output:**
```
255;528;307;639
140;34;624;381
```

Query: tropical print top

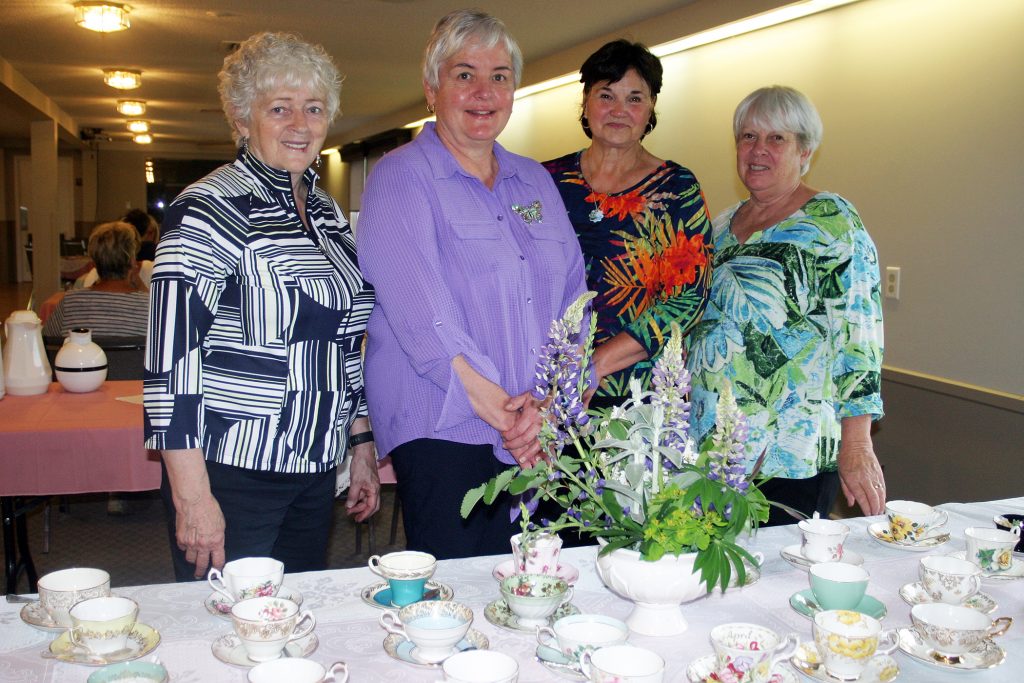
544;152;713;397
686;192;884;479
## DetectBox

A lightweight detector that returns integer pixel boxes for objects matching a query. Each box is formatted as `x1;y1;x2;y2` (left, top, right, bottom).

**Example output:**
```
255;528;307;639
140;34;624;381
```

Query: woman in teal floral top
544;40;712;408
687;86;886;524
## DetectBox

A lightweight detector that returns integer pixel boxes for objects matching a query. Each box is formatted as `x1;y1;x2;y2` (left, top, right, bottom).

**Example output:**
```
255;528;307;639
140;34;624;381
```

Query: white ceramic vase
595;540;706;637
54;328;107;393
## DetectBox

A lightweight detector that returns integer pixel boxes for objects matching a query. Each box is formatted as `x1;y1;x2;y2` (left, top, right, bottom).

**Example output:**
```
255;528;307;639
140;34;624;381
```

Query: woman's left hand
502;392;544;468
837;415;885;515
345;442;381;522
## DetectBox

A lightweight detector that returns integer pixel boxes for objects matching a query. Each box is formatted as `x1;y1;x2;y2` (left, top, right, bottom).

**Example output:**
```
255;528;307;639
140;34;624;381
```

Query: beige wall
95;149;148;222
496;0;1024;397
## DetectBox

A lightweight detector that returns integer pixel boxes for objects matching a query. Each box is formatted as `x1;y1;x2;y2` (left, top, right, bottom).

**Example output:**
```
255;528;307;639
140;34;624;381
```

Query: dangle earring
240;136;249;155
314;153;322;169
426;102;436;115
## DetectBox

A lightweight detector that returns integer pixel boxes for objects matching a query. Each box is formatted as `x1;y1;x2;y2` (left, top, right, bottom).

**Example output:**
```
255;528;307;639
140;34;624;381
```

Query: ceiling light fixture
75;2;131;33
103;68;141;90
116;99;146;116
126;119;149;133
133;133;153;144
145;159;155;184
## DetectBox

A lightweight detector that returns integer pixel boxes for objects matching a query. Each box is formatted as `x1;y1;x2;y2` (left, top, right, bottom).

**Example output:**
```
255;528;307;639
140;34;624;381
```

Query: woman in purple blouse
357;9;587;559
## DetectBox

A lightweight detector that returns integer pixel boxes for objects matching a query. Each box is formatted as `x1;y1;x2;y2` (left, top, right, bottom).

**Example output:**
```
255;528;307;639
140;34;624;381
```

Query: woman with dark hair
544;40;713;408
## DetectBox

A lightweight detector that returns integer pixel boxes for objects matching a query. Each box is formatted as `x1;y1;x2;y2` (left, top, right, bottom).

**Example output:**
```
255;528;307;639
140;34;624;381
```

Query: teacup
230;596;316;663
208;557;284;604
812;610;898;679
368;550;436;606
38;567;111;627
500;573;573;628
798;515;849;563
885;500;947;544
910;603;1012;656
248;659;348;683
379;600;473;664
965;526;1019;573
994;513;1024;552
536;613;628;662
580;644;664;683
710;623;799;683
511;531;563;575
809;562;869;610
919;555;982;604
439;650;519;683
69;596;139;655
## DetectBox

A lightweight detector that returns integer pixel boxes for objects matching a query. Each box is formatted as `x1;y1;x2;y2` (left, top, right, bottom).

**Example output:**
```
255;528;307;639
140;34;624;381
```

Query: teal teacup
369;551;436;606
389;577;429;607
809;562;869;610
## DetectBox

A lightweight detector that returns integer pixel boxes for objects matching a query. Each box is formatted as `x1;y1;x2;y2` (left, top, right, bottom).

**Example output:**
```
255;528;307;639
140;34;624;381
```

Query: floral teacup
511;532;562;575
710;623;798;683
208;557;284;604
500;573;572;627
965;526;1019;573
885;501;947;544
812;610;898;680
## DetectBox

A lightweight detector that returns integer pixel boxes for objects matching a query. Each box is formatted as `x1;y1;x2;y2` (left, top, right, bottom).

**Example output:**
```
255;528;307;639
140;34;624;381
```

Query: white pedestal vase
594;540;707;637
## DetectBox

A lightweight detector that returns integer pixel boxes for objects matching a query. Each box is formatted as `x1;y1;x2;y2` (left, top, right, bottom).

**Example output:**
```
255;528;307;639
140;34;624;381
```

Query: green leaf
460;483;487;519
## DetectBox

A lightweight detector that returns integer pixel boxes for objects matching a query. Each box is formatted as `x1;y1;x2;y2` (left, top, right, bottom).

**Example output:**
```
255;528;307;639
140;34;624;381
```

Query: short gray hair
733;85;823;175
89;221;140;281
422;9;523;91
219;32;342;145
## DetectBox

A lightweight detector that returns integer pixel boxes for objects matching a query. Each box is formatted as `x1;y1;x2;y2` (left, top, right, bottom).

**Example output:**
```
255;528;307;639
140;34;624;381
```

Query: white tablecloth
2;498;1022;682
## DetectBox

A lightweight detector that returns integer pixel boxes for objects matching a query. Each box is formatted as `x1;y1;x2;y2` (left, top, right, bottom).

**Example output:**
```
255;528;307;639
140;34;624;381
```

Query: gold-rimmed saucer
46;623;160;666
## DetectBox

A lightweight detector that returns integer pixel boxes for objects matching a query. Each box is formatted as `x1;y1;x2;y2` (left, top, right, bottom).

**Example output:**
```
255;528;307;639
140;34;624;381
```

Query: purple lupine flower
708;382;752;494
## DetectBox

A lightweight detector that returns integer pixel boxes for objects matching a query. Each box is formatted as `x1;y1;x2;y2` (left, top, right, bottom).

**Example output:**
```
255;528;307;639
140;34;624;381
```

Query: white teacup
798;515;850;563
379;600;473;664
536;613;628;662
511;531;563;575
964;526;1020;573
38;567;111;627
69;596;138;655
500;573;573;627
248;659;347;683
910;603;1012;656
439;650;519;683
710;623;799;683
885;500;947;544
580;644;664;683
230;596;316;662
208;557;284;604
919;555;982;604
812;610;898;680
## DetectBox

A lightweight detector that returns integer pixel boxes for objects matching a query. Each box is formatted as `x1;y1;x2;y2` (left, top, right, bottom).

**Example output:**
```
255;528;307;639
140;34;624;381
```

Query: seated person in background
76;209;159;289
44;220;150;338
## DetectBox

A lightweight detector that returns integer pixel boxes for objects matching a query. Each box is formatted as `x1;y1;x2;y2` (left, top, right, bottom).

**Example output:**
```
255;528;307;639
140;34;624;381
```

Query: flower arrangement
462;293;770;592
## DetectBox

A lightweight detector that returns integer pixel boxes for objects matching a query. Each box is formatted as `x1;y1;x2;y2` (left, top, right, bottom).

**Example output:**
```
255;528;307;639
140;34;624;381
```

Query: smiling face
583;68;654;149
735;120;811;198
426;41;515;154
236;83;329;188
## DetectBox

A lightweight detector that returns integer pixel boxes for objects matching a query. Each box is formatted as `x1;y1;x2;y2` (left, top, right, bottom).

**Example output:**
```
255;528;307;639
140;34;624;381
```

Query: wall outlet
885;266;901;300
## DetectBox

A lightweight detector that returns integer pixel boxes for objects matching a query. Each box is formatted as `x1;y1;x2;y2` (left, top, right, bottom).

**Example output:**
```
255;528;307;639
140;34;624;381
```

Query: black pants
760;470;841;527
161;460;336;582
390;439;518;560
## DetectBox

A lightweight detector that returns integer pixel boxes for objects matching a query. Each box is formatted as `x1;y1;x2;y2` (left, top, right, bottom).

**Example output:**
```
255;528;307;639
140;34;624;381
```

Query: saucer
896;627;1006;670
790;589;886;620
211;631;319;667
781;544;864;570
687;653;798;683
360;579;453;609
790;640;899;682
947;550;1024;580
20;601;64;632
536;644;586;681
867;522;949;551
48;623;161;666
898;581;997;614
484;598;580;632
87;661;169;683
382;629;488;668
205;585;304;618
492;559;580;585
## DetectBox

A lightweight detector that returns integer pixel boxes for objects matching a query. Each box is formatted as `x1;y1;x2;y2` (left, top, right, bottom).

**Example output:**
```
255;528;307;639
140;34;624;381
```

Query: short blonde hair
219;32;342;145
88;221;140;280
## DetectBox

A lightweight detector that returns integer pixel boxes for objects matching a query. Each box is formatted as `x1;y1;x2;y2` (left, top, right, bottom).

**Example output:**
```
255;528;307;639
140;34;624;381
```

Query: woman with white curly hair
144;32;378;580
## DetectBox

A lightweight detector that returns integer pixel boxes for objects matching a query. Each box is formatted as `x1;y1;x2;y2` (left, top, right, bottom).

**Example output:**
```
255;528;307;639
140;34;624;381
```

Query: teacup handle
206;567;235;604
378;610;406;637
876;628;900;657
967;573;982;596
987;616;1013;639
560;587;575;606
750;551;765;567
325;661;348;683
68;626;85;648
1011;525;1022;538
368;555;386;577
579;649;594;678
536;625;558;649
770;632;800;667
933;510;949;528
289;609;316;641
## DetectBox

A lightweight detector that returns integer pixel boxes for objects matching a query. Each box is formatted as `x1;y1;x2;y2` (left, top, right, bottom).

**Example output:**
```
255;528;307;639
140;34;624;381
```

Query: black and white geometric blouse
143;150;374;474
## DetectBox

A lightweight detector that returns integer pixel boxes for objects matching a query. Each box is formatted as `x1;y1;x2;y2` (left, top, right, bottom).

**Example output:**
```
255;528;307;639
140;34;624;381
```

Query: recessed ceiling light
133;133;153;144
75;2;131;33
126;120;149;133
116;99;146;116
104;69;142;90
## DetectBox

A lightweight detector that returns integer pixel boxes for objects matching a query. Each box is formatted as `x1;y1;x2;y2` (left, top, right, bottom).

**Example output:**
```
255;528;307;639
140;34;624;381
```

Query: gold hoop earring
426;103;435;115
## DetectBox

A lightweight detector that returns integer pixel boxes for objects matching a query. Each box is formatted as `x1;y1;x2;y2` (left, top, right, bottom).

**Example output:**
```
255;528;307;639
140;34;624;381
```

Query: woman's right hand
162;448;227;578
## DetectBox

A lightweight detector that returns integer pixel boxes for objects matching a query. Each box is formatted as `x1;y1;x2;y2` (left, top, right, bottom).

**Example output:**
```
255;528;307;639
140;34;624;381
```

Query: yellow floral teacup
885;500;947;544
812;610;898;680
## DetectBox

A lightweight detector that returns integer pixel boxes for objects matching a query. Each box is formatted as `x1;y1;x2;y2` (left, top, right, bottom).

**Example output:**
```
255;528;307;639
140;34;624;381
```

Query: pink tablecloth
0;381;160;496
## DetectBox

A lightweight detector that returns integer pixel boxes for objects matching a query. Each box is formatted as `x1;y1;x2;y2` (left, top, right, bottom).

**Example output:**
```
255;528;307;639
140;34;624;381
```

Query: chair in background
355;456;402;556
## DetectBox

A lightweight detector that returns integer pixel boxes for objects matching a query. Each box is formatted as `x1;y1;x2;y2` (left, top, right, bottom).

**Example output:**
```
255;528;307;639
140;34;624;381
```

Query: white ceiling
0;0;709;155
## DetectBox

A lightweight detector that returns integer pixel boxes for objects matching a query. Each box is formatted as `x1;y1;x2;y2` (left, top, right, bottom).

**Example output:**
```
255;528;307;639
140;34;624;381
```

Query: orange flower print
586;191;647;222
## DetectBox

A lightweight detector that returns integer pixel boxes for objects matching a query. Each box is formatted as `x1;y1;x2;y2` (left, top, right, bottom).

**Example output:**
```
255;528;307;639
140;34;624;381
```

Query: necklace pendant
588;208;604;223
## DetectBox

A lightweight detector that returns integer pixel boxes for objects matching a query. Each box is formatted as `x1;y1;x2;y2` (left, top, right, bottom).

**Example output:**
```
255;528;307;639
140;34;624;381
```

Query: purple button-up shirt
357;123;586;464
